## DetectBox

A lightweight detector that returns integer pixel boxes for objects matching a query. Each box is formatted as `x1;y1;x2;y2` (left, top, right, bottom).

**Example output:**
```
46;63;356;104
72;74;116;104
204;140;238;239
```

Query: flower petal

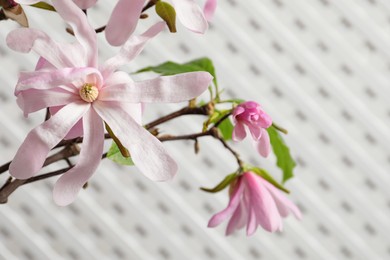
53;108;104;206
247;123;261;141
246;206;258;236
261;178;302;220
232;123;246;141
101;22;166;78
203;0;217;21
17;88;78;117
105;0;146;46
208;178;244;228
257;128;270;157
6;28;85;68
226;202;246;236
9;102;89;179
99;72;212;103
73;0;97;9
15;67;102;95
93;101;177;181
171;0;208;33
51;0;97;67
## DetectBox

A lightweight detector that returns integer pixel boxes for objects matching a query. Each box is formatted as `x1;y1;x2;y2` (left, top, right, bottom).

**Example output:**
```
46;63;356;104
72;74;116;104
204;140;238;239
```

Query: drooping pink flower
208;172;301;236
7;0;212;206
232;101;272;157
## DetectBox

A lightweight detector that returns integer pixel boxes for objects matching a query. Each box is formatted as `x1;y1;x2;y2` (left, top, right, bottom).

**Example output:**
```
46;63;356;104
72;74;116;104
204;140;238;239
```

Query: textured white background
0;0;389;259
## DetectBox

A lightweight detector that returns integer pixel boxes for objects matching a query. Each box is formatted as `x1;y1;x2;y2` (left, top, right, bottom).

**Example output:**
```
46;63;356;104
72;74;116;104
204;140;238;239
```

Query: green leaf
217;117;233;141
200;173;238;193
267;126;296;183
30;2;56;12
250;167;290;193
155;1;176;33
107;142;134;166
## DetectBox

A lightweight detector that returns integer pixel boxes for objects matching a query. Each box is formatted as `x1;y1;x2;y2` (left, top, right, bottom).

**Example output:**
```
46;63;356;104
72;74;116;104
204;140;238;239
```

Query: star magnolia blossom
7;0;212;206
232;101;272;157
208;172;302;236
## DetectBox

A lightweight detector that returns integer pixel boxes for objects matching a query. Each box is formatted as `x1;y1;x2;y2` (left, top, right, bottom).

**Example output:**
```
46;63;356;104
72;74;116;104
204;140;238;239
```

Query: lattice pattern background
0;0;389;259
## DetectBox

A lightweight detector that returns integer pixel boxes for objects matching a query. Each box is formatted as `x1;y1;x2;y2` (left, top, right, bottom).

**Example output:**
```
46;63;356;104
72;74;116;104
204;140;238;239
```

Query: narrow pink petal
208;179;244;228
99;72;212;103
103;71;133;87
232;123;246;141
49;106;84;140
73;0;97;9
247;124;261;141
15;67;102;95
257;128;270;157
119;103;143;125
203;0;217;21
53;108;104;206
243;172;282;232
232;106;245;119
51;0;97;67
105;0;146;46
17;88;77;117
226;202;246;236
101;22;166;78
261;179;302;220
246;206;258;236
6;28;84;68
93;101;177;181
9;102;89;179
171;0;208;33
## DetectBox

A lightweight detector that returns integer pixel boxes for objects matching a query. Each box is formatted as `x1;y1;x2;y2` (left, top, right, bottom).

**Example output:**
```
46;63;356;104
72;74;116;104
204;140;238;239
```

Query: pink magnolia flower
232;101;272;157
208;172;302;236
7;0;212;206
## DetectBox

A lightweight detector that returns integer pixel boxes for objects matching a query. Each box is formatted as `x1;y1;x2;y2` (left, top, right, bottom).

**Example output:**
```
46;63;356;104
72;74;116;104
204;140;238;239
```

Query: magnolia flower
232;101;272;157
208;172;302;236
7;0;212;206
106;0;218;46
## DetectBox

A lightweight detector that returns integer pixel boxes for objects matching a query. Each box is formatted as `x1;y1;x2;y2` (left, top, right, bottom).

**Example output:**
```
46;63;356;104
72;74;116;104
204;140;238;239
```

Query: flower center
79;83;99;103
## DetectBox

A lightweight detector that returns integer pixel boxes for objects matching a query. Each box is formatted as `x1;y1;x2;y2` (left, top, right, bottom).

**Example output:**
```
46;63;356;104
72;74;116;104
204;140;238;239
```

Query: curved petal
73;0;97;9
53;108;104;206
101;22;166;78
93;101;177;181
247;123;261;141
243;172;281;232
232;123;246;142
257;128;270;157
50;106;84;139
119;102;143;125
9;102;89;179
171;0;208;33
208;178;244;227
105;0;146;46
15;67;102;95
226;202;246;236
51;0;97;67
103;71;133;87
203;0;217;21
6;28;85;68
246;205;258;236
17;88;78;117
99;72;212;103
261;179;302;220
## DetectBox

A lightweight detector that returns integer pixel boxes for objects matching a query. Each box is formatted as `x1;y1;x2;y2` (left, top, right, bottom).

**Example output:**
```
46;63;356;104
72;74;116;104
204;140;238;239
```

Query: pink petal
247;123;261;141
17;88;77;117
171;0;208;33
203;0;217;21
105;0;146;46
15;67;102;95
51;0;97;67
246;206;258;236
243;172;282;232
257;128;270;157
9;102;89;179
101;22;166;78
73;0;97;9
261;179;302;220
208;178;244;228
119;103;143;125
93;101;178;181
103;71;133;87
99;72;212;103
232;123;246;141
232;106;245;120
6;28;85;68
53;108;104;206
226;202;246;236
49;106;84;140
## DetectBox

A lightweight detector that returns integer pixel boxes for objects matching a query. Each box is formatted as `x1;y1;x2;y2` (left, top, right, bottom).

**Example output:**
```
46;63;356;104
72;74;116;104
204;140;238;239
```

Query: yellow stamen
79;83;99;103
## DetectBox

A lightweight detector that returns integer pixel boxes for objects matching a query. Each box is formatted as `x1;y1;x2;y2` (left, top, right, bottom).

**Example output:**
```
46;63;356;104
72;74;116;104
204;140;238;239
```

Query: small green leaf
107;142;134;166
31;2;56;12
250;167;290;193
267;126;296;183
217;117;234;141
155;1;176;33
200;173;238;193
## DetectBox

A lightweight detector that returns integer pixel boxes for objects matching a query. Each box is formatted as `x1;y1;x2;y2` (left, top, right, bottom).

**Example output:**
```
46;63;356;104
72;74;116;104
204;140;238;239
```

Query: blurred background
0;0;390;259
